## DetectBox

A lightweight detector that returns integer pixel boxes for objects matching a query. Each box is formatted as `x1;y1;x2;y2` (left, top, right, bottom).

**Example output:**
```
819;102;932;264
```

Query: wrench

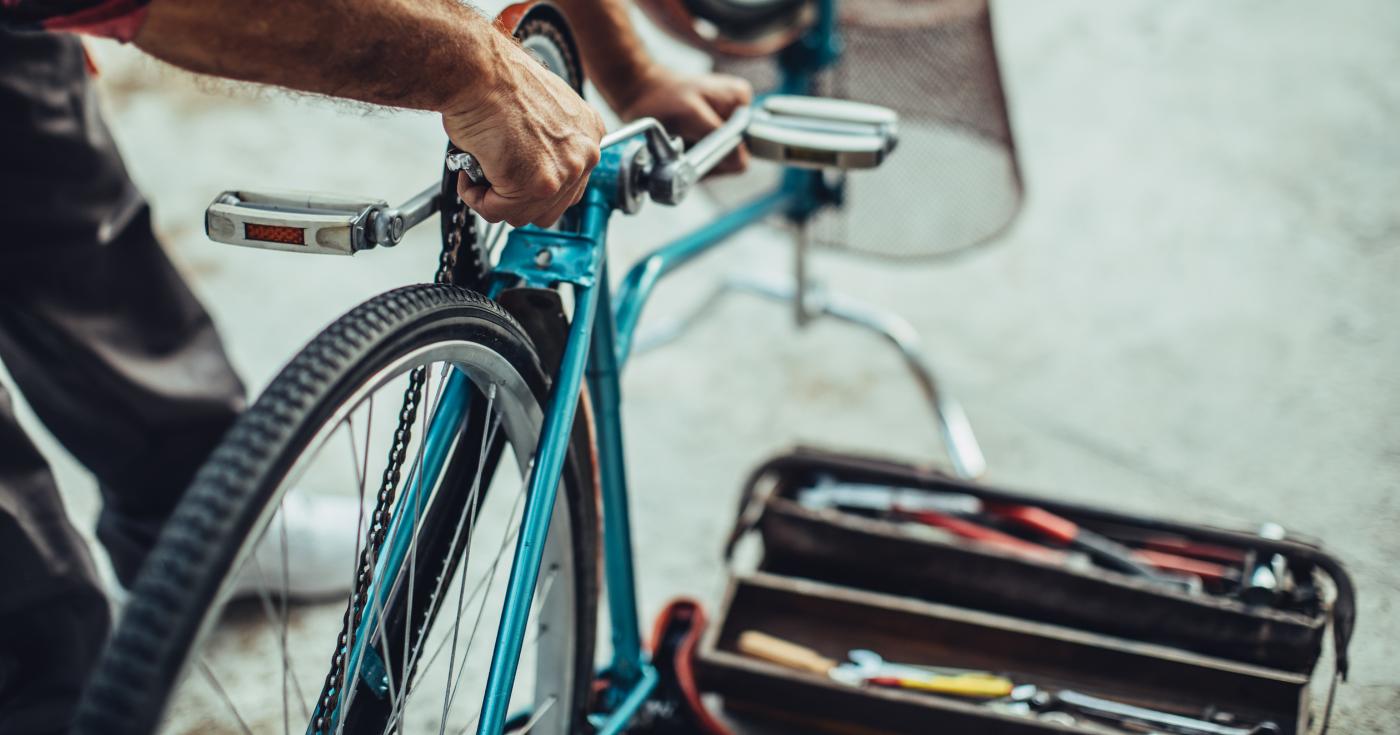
830;650;1014;698
846;649;987;679
1010;685;1281;735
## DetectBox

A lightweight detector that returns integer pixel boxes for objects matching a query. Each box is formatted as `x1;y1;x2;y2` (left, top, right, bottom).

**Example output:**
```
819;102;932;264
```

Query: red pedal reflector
245;223;305;245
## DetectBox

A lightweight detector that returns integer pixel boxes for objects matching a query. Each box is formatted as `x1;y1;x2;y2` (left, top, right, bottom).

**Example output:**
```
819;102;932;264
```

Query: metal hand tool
984;504;1168;580
798;477;982;516
799;479;1205;587
847;649;985;679
830;650;1014;699
863;673;1015;699
798;479;1067;563
736;630;836;675
1007;685;1281;735
903;508;1073;565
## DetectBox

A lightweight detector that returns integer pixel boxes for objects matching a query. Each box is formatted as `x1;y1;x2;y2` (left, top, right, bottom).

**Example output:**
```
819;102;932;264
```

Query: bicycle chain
312;190;478;734
312;12;580;728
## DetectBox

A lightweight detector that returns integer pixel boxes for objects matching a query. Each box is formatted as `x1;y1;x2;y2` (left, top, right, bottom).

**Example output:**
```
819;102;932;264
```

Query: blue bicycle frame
337;2;846;732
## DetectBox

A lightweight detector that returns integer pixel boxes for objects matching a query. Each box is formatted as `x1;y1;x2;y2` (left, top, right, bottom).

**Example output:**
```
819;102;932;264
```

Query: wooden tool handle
868;674;1015;699
737;630;836;675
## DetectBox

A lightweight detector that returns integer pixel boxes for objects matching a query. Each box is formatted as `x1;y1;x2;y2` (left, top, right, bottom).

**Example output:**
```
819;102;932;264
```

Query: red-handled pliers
983;503;1164;579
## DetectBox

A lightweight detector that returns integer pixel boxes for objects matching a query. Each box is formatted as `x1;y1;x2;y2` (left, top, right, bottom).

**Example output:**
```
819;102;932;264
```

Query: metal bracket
494;228;602;288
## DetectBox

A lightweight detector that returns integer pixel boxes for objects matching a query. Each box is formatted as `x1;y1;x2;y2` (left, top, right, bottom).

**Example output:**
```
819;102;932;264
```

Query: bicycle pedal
205;190;388;256
745;95;898;170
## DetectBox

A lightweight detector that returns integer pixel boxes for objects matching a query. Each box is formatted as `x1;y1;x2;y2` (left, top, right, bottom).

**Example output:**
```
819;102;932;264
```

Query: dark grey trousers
0;30;245;735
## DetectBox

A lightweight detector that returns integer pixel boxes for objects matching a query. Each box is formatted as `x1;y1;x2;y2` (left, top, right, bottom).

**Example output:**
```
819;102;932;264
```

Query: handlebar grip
445;146;489;187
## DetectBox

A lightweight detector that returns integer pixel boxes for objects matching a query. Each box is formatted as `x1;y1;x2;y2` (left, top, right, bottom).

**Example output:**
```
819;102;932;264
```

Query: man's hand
616;69;754;175
552;0;754;174
445;34;605;227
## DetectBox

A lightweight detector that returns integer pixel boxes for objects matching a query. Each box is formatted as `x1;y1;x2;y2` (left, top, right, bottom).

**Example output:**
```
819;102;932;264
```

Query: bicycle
73;2;961;733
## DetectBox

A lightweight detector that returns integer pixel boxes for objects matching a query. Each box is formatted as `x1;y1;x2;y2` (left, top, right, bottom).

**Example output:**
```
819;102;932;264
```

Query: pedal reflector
244;223;306;246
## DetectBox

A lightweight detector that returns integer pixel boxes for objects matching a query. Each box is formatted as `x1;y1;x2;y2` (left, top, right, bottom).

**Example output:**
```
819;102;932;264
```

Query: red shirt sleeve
2;0;150;42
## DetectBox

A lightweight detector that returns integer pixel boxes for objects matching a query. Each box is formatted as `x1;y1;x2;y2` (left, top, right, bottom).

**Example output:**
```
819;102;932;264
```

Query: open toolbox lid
722;447;1356;680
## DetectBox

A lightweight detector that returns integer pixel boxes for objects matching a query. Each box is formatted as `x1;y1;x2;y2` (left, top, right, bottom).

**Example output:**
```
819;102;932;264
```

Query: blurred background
3;0;1395;729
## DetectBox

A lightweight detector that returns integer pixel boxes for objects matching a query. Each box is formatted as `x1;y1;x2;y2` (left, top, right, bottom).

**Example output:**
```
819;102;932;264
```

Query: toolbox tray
725;448;1355;676
698;573;1312;735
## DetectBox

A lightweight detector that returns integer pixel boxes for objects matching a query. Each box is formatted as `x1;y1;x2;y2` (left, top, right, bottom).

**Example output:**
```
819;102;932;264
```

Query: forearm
552;0;658;112
134;0;504;113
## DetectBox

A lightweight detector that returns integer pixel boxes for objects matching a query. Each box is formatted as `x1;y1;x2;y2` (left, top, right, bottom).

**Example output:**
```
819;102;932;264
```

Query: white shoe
230;490;362;602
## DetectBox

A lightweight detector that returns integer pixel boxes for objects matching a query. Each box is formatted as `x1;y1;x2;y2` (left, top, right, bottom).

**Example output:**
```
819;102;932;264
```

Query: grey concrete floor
4;0;1396;731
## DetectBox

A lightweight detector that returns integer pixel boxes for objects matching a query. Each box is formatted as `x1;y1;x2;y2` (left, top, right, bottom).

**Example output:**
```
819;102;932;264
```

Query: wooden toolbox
694;448;1355;734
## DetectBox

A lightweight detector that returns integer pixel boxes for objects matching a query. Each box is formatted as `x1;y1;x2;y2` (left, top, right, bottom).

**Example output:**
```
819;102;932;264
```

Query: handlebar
444;107;752;207
205;112;746;257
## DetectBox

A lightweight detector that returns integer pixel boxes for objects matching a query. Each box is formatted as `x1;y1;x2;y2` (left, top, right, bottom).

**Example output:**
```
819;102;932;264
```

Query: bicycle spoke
438;386;499;735
345;403;401;714
513;695;558;735
457;564;557;705
443;564;558;730
400;365;447;688
338;365;450;734
383;402;504;734
451;693;555;735
246;549;312;727
441;471;543;722
383;456;526;735
394;423;507;689
332;403;377;735
198;658;255;735
519;567;559;650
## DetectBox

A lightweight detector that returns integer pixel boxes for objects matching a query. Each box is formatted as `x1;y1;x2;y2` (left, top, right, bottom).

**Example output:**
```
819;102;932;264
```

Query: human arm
132;0;606;226
0;0;603;226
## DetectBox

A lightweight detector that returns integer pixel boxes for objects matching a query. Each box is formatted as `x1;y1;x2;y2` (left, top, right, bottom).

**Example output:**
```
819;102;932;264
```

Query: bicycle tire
74;284;599;735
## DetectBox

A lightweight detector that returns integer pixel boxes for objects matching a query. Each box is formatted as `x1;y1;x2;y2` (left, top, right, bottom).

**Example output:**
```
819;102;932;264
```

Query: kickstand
634;223;986;480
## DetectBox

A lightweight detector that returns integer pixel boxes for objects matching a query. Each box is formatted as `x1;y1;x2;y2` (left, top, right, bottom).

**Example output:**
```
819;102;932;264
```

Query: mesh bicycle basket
713;0;1022;260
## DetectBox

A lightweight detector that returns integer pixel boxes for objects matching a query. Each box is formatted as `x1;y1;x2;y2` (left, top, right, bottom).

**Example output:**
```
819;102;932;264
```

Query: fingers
712;143;751;176
457;155;594;228
443;40;603;228
701;75;754;117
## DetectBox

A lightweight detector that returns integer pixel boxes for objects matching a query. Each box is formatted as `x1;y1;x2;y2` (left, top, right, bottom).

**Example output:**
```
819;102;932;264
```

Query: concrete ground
4;0;1395;731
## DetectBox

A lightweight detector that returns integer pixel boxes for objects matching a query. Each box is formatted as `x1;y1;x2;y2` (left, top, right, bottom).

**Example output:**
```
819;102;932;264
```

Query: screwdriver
983;503;1166;578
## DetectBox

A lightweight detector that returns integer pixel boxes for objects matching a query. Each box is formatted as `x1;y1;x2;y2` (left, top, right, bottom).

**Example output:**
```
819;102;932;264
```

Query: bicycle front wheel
76;284;599;735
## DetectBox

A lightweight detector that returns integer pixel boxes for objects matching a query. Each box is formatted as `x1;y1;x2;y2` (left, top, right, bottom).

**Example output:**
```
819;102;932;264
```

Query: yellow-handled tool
865;672;1014;699
736;630;837;675
736;630;1014;699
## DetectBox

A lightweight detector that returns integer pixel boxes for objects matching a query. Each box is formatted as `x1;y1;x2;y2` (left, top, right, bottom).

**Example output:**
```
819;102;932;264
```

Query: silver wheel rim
158;339;578;735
